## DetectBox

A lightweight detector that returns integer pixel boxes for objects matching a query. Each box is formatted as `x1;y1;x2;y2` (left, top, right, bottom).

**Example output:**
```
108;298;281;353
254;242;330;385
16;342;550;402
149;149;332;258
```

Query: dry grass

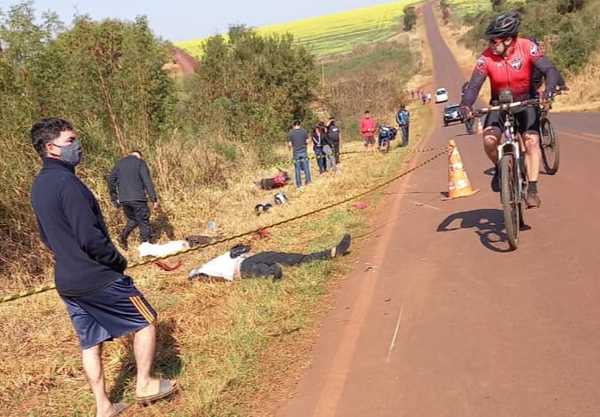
553;51;600;112
0;102;434;416
0;9;437;416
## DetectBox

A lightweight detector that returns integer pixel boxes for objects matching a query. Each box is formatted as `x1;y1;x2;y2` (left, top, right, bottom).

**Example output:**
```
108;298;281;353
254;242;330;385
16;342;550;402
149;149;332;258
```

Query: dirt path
274;2;600;417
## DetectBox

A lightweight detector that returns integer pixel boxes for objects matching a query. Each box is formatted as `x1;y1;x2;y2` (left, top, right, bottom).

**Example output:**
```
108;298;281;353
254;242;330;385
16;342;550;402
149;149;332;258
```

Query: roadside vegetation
439;0;600;110
0;1;434;416
177;0;421;57
0;2;317;290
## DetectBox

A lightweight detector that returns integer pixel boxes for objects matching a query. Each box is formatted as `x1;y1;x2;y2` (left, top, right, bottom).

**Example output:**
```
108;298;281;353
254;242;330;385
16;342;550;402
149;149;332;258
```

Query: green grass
176;0;421;58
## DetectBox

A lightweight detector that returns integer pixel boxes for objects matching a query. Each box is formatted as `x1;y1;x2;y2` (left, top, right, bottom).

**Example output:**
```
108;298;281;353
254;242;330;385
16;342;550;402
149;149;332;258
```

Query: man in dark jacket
326;117;342;164
30;118;176;416
108;151;158;250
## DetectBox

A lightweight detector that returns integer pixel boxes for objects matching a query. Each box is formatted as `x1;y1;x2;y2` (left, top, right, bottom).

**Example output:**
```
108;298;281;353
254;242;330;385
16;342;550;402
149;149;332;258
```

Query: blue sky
1;0;399;41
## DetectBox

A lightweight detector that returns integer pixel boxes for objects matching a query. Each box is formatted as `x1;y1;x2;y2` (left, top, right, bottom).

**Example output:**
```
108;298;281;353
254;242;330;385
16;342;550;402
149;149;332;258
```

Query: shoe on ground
491;168;500;193
525;190;541;209
270;263;283;280
332;234;352;257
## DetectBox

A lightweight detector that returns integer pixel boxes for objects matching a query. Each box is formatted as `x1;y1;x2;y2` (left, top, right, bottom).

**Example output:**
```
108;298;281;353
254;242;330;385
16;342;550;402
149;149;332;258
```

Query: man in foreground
460;11;562;208
108;150;159;250
189;234;351;281
30;118;176;417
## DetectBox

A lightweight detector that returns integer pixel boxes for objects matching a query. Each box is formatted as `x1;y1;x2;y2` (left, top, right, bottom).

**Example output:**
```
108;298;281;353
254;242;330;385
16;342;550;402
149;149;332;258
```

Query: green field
176;0;420;58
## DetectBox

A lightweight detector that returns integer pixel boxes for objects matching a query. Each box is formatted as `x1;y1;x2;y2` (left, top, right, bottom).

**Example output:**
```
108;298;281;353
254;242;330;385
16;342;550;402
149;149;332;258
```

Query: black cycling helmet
484;11;521;39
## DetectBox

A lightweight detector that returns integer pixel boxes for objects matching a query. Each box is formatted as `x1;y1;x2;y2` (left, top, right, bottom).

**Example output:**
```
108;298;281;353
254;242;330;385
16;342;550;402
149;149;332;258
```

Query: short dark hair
364;110;370;114
31;118;74;158
292;120;301;127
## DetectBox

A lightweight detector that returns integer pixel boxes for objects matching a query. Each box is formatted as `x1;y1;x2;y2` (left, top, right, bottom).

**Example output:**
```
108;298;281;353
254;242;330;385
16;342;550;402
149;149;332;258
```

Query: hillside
176;0;420;57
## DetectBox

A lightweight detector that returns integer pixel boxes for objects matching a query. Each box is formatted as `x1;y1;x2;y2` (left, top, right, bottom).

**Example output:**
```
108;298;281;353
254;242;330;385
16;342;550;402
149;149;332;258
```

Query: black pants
239;250;330;278
330;139;340;163
121;201;152;243
400;124;409;146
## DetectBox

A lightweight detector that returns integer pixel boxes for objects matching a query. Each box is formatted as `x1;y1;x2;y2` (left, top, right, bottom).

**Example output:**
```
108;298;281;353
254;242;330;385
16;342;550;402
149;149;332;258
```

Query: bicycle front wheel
500;153;520;250
540;117;560;175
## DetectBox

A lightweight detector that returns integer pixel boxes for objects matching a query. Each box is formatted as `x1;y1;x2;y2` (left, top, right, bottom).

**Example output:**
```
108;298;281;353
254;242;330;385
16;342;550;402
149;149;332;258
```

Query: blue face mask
52;139;83;166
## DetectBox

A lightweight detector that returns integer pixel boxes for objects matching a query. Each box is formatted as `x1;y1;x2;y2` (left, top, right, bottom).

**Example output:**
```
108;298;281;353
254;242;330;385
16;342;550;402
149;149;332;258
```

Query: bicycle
472;94;554;250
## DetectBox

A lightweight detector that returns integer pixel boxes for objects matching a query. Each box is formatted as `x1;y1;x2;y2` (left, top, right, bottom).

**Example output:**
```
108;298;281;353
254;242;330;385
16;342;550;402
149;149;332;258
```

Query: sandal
107;402;130;417
136;379;178;405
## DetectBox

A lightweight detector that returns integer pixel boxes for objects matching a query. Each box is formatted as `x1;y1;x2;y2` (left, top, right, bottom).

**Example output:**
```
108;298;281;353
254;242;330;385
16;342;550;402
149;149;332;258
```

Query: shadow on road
437;208;514;253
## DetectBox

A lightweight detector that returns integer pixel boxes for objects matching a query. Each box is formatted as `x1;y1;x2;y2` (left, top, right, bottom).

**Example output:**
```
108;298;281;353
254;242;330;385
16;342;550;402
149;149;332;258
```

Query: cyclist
460;11;562;208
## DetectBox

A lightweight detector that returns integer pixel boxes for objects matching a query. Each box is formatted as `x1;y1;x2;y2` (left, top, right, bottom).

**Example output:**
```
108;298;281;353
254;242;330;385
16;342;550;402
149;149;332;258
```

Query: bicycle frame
497;111;526;202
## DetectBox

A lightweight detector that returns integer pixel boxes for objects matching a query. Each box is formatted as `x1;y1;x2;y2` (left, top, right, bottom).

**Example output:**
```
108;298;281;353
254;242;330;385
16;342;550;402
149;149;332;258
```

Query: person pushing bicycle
460;11;563;208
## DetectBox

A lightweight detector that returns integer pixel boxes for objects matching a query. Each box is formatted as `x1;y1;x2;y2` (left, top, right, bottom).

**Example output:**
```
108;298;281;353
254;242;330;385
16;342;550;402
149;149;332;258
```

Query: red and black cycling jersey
461;37;561;108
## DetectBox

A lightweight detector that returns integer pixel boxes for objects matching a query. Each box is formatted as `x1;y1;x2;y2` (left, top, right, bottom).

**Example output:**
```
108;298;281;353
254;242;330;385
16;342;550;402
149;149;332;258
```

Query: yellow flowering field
176;0;420;57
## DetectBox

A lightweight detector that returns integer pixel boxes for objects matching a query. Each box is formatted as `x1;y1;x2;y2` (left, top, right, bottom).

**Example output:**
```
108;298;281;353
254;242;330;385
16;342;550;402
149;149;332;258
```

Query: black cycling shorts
484;106;540;136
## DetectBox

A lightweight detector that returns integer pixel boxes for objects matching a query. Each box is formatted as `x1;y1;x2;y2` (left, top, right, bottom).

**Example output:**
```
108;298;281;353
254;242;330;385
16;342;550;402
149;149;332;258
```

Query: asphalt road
276;2;600;417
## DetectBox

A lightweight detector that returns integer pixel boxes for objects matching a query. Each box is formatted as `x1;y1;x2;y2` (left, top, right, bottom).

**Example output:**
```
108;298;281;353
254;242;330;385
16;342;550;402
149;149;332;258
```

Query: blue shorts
61;276;157;350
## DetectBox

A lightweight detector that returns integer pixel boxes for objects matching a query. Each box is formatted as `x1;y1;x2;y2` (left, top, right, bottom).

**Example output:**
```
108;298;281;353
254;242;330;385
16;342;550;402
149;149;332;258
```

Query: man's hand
153;201;159;210
459;105;473;120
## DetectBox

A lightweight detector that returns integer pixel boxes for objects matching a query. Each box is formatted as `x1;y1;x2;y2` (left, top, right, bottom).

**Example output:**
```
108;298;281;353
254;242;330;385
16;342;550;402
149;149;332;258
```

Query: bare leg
133;323;158;396
82;344;115;417
523;132;541;182
483;130;500;164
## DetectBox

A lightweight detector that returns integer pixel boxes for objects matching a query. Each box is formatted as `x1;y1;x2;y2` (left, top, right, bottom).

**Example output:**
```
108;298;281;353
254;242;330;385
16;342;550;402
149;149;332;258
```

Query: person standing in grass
395;104;410;147
311;122;327;174
30;118;177;417
326;117;342;164
360;110;376;152
287;120;312;188
108;150;158;250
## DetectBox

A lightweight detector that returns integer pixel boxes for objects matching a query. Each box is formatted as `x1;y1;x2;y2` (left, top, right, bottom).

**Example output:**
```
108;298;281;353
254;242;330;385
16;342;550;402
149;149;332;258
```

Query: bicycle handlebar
472;98;545;117
471;88;564;118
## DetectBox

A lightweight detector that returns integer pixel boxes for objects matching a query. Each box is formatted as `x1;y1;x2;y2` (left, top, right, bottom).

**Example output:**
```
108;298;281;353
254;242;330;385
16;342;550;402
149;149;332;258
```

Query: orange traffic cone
442;139;479;200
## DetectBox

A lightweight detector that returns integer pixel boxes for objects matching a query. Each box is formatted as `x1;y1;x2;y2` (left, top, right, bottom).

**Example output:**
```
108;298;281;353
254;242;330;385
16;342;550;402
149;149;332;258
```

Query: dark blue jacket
31;158;127;297
108;155;157;204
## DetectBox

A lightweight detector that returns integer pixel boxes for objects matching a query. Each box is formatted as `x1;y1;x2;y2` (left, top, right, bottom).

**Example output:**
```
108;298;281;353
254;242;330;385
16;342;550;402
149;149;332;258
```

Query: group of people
29;117;354;417
359;106;411;152
24;9;563;416
287;117;341;188
410;89;432;104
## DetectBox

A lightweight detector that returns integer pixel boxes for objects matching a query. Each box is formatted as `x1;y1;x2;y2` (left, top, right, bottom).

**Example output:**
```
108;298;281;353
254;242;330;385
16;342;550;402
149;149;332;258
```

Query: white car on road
435;88;449;103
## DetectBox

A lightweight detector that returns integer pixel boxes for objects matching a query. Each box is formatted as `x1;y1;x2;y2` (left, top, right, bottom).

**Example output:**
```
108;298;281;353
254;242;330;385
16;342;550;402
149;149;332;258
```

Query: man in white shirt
189;234;351;281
